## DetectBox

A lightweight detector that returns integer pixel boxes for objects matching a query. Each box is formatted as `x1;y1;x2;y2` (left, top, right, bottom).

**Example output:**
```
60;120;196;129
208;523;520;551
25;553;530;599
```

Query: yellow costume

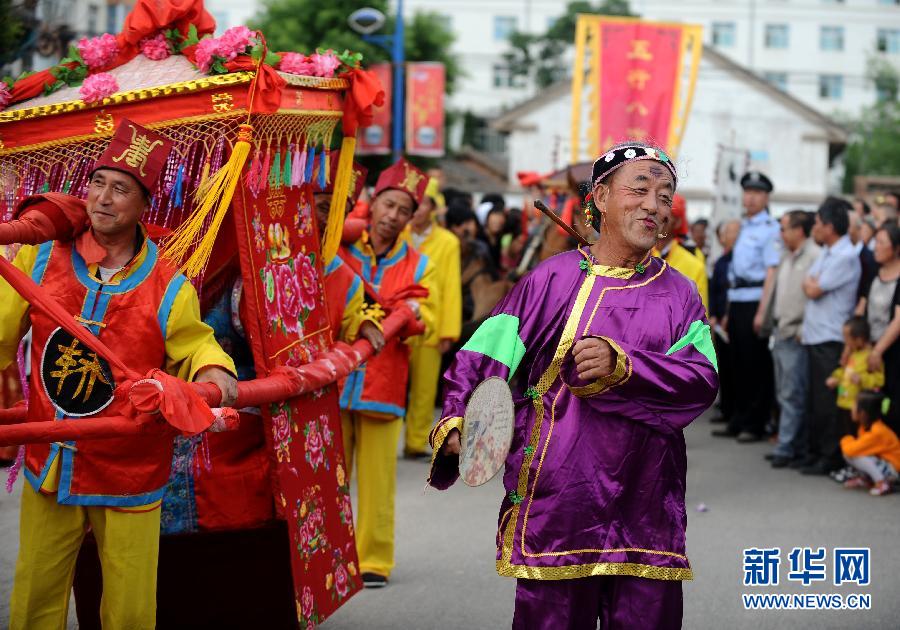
660;241;709;313
1;235;234;630
831;348;884;410
404;217;462;456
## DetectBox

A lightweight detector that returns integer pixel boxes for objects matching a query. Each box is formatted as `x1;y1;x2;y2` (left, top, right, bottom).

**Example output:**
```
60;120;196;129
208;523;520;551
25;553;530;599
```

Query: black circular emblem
40;327;116;417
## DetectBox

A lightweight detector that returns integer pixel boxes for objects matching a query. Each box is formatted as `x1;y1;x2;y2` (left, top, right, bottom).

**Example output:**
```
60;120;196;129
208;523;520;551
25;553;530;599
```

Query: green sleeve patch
461;313;527;380
666;319;718;372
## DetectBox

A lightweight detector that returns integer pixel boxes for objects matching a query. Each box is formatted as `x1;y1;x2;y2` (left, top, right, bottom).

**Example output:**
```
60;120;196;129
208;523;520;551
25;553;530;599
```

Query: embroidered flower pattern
624;148;637;159
604;152;615;162
0;81;11;109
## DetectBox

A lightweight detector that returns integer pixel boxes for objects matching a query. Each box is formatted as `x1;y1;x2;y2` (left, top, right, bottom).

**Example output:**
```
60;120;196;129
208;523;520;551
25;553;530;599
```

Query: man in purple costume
428;142;719;629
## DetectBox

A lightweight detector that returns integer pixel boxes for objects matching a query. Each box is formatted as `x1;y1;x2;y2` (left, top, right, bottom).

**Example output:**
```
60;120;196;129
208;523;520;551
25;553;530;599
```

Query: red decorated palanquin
0;1;385;627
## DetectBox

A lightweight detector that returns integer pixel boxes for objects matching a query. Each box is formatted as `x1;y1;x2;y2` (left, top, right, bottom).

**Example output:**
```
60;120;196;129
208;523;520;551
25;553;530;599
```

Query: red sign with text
596;22;682;150
406;62;445;157
357;63;392;155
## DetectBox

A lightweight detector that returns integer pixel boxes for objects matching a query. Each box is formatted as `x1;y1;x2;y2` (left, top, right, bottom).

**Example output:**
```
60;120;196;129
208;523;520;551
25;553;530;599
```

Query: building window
820;26;844;51
492;64;525;88
712;22;735;48
764;24;789;49
494;16;517;41
878;29;900;53
763;72;788;91
819;74;843;99
87;4;99;36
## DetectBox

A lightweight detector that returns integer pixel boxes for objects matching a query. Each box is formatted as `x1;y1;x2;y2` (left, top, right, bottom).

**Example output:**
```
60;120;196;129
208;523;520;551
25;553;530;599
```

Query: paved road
325;411;899;630
0;412;897;629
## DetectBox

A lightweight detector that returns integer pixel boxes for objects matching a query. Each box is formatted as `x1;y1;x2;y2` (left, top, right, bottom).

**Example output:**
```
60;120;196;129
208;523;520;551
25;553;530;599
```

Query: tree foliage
842;101;900;192
250;0;459;93
503;0;633;89
0;0;27;66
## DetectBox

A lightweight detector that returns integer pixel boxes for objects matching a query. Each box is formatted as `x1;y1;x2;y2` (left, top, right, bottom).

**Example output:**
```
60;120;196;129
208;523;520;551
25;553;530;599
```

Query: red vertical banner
230;171;362;626
357;63;392;155
406;62;445;157
596;22;683;150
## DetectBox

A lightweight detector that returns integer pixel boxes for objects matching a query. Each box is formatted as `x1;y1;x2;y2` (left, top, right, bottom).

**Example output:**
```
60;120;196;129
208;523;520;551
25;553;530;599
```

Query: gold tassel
162;124;254;278
322;135;357;263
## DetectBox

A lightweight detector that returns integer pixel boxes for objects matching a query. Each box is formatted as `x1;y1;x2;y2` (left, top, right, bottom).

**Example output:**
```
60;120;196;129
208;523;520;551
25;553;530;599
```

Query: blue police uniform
728;211;781;303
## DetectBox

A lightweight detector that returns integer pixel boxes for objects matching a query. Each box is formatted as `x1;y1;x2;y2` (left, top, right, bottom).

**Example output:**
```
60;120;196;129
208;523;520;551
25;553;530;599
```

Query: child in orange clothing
826;317;884;440
841;390;900;496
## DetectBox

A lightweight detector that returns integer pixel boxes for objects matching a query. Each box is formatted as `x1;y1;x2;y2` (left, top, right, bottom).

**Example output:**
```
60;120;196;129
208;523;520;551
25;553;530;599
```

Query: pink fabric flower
310;52;341;78
139;33;170;61
295;253;318;311
275;264;302;332
279;52;316;76
194;36;222;73
77;33;119;69
79;73;118;104
0;82;10;109
221;26;254;52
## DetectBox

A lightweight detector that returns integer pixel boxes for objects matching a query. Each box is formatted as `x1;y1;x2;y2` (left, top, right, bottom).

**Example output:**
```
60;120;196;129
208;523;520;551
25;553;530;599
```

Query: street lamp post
348;2;405;160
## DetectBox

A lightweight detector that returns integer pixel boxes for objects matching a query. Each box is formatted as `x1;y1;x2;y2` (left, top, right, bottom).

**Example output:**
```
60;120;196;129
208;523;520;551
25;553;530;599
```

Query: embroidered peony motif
77;33;119;69
79;72;118;103
295;252;319;311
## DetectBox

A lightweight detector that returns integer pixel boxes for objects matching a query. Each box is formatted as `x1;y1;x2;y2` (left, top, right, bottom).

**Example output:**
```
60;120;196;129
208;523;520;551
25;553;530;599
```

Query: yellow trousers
405;344;442;455
10;486;161;630
341;411;401;578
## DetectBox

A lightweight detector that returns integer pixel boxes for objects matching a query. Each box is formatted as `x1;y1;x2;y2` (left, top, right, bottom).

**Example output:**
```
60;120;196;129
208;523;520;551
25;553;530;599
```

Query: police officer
712;171;780;442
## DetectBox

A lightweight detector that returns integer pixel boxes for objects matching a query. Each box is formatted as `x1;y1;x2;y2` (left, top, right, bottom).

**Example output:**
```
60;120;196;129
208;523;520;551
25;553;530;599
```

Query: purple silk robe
429;250;718;582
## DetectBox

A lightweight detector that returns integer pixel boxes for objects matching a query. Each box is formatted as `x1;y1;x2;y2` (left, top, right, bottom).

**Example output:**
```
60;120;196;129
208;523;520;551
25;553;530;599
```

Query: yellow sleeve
859;353;885;390
438;236;462;342
831;366;844;381
694;264;709;316
417;257;440;345
340;276;368;343
0;245;38;369
163;280;236;381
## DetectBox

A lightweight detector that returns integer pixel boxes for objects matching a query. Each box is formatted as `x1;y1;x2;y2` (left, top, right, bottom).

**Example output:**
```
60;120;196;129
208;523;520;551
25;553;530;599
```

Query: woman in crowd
857;222;900;431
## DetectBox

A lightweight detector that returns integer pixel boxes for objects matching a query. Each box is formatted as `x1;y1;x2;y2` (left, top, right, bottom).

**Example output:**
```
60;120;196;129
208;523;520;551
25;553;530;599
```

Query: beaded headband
591;144;678;189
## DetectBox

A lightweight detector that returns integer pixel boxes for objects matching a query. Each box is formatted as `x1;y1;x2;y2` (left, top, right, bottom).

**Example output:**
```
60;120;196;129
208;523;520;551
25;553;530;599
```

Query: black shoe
403;449;431;461
711;429;738;438
764;453;777;461
771;455;792;468
800;462;830;476
736;431;762;443
362;572;388;588
708;415;729;425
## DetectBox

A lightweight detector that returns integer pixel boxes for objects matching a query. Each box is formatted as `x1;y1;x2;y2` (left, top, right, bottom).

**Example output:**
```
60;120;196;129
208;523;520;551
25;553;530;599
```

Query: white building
400;0;900;118
491;47;847;219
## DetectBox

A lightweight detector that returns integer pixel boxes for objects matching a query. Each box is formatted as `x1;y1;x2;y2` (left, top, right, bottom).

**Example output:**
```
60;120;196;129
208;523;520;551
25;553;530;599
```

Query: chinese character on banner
357;63;392;155
569;16;702;161
406;62;445;157
743;548;781;586
787;547;828;586
834;548;870;586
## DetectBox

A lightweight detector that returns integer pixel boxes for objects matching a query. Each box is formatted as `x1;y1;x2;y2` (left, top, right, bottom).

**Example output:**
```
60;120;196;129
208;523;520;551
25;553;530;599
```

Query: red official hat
373;158;427;208
91;118;173;194
671;194;689;236
314;149;369;205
